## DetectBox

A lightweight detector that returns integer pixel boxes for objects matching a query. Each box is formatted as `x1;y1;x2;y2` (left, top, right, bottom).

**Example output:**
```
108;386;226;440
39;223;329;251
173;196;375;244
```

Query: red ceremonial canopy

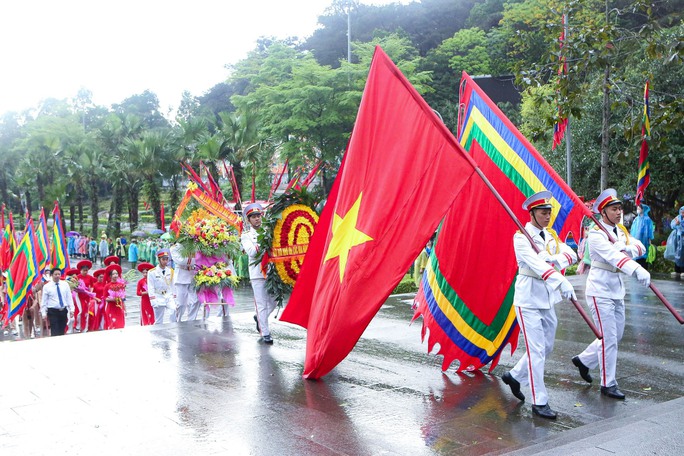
281;47;478;379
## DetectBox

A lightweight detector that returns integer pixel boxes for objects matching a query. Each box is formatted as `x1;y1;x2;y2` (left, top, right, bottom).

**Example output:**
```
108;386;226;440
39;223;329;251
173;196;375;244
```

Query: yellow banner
190;188;242;232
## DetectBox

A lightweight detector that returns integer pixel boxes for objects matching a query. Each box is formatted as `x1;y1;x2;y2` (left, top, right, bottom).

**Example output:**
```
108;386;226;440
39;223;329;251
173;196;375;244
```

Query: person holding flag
501;191;578;420
40;267;75;337
572;189;650;400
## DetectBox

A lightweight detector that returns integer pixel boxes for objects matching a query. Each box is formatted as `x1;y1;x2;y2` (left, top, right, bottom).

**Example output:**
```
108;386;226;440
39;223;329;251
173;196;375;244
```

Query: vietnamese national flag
280;47;477;379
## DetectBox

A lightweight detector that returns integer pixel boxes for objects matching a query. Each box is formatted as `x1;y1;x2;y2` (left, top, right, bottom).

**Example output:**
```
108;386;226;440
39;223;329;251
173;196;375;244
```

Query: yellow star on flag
324;193;373;282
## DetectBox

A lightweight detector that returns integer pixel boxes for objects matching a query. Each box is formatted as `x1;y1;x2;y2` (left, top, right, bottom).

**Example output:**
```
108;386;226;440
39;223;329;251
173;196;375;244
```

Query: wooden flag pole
590;217;684;324
454;142;603;339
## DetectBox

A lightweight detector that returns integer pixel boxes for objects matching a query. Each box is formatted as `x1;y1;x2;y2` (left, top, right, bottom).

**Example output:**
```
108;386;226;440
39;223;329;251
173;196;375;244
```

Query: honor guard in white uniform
170;243;200;322
147;250;177;325
502;190;578;420
241;203;277;344
571;189;650;400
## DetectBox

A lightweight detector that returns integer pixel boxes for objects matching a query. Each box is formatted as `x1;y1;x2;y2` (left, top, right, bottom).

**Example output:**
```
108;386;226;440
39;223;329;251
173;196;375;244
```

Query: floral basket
176;208;242;259
193;262;239;291
193;256;239;306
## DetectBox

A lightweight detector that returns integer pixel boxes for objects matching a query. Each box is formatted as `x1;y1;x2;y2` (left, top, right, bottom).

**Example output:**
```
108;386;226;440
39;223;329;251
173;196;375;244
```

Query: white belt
518;268;542;280
592;261;620;273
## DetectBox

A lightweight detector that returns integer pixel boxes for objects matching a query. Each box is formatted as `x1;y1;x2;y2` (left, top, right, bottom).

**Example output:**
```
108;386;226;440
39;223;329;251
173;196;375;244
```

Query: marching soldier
571;189;650;400
502;190;577;419
146;250;176;325
241;203;277;344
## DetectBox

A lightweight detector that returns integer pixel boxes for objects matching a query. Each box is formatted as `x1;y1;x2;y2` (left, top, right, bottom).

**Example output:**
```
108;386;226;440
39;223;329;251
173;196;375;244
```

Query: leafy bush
392;276;418;294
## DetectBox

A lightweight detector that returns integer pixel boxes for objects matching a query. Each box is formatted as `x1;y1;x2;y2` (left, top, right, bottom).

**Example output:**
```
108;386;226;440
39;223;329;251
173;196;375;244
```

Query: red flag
0;226;12;271
160;202;166;232
268;159;289;202
280;47;477;379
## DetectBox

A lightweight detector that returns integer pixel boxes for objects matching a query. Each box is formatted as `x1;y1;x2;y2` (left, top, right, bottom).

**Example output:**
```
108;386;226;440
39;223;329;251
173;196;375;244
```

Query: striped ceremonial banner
412;72;591;372
50;201;70;270
635;81;650;206
37;208;51;271
7;223;40;321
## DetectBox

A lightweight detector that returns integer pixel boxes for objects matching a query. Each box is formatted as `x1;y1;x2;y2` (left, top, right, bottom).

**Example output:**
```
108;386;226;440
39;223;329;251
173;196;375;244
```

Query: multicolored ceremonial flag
636;81;651;206
281;47;478;379
7;223;40;321
552;13;569;150
411;72;592;372
50;202;70;270
37;208;51;271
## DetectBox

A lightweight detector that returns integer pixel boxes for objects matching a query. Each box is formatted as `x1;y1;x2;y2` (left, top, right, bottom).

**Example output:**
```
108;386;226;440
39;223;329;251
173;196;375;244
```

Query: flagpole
454;142;602;339
564;14;572;187
589;216;684;324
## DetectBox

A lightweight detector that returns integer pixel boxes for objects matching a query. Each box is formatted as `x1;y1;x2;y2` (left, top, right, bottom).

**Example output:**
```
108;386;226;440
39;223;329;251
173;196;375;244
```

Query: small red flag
160;202;166;232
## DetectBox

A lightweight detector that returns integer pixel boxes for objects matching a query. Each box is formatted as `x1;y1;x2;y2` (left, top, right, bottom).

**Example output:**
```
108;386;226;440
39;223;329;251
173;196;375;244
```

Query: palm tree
129;130;175;229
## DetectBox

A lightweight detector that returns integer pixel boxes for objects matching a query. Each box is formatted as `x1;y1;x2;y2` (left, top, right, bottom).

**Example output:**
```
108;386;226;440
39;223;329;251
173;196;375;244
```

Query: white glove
537;251;552;263
559;279;576;301
613;241;626;251
634;267;651;287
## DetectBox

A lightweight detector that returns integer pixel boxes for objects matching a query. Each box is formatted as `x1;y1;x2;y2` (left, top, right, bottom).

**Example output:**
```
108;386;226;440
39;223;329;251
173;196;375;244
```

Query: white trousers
510;306;558;406
153;306;166;325
577;296;625;387
173;284;200;322
251;278;277;337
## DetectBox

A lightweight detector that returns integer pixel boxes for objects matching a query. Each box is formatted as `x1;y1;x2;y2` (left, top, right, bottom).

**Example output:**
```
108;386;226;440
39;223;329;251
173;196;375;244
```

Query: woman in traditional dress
89;269;107;331
136;262;155;325
103;264;126;330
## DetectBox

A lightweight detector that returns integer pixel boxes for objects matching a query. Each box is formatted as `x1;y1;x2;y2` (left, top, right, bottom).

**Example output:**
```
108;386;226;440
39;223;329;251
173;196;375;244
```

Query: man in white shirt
572;189;650;400
241;203;277;344
40;267;75;336
501;191;577;420
146;250;176;325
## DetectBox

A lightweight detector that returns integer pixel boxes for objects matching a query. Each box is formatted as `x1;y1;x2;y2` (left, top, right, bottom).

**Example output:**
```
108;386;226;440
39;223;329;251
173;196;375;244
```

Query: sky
0;0;410;117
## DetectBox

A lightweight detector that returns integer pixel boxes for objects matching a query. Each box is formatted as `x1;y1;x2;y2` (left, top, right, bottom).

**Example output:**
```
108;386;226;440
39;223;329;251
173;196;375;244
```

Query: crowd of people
2;212;275;345
67;233;171;269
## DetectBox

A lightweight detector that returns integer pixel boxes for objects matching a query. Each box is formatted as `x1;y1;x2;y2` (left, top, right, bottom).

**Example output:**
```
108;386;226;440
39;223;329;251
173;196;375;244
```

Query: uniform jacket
146;265;176;308
586;220;645;299
513;222;578;309
241;228;264;280
170;244;196;285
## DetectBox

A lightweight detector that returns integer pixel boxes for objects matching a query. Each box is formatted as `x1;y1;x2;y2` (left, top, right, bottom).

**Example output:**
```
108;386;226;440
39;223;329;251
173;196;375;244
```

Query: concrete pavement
0;274;682;455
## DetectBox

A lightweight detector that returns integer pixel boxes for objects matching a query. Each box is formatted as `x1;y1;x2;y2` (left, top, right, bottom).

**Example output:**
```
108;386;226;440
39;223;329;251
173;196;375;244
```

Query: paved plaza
0;274;682;455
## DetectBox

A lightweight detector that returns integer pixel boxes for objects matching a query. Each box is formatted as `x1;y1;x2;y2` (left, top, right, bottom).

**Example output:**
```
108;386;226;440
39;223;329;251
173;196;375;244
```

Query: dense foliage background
1;0;682;236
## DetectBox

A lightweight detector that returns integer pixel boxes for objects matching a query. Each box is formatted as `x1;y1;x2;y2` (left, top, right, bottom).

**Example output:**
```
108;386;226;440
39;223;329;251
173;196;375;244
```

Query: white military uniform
241;227;277;338
170;244;200;322
146;263;176;325
509;222;577;406
576;220;645;388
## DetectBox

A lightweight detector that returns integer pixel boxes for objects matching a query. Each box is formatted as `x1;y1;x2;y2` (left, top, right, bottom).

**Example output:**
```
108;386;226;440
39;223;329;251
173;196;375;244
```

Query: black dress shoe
262;335;274;345
532;404;557;420
572;356;593;383
600;385;626;400
502;372;525;401
253;315;260;333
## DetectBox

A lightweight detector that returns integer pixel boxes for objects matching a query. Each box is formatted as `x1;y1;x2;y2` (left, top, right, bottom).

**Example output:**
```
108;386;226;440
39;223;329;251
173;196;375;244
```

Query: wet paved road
0;274;682;455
